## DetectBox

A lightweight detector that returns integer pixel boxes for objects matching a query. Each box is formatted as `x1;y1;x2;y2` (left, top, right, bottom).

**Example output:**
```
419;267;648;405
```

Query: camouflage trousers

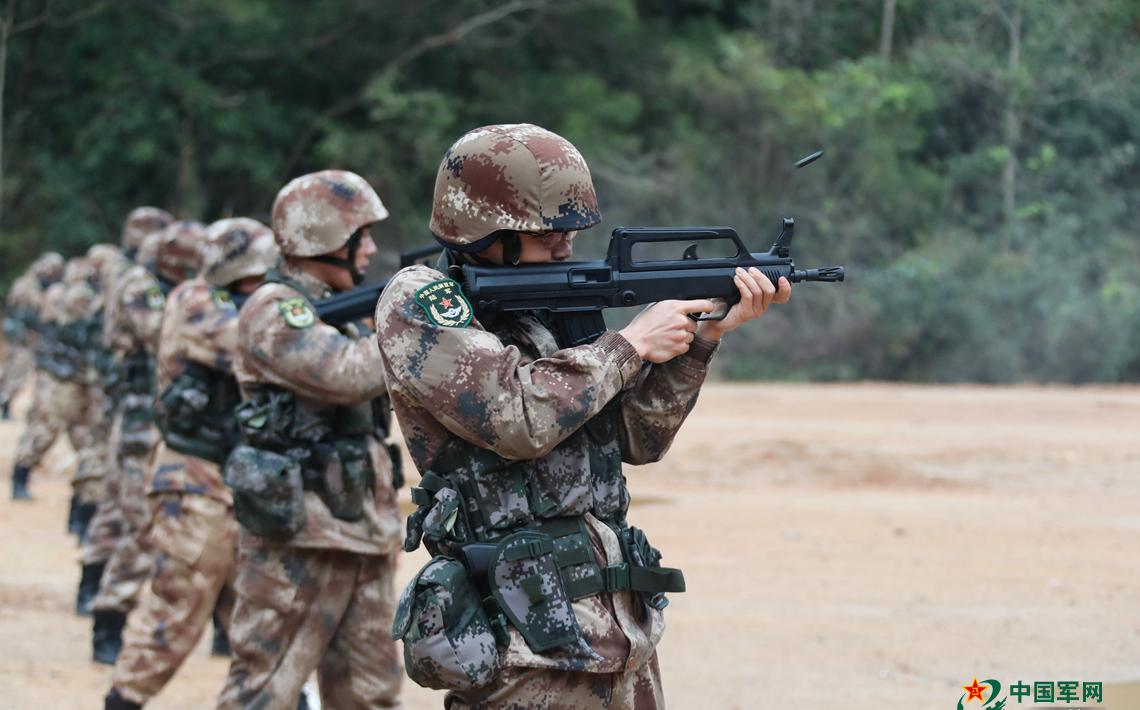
113;493;237;705
90;414;159;610
445;654;664;710
216;541;402;710
0;343;33;406
73;383;114;503
14;372;83;469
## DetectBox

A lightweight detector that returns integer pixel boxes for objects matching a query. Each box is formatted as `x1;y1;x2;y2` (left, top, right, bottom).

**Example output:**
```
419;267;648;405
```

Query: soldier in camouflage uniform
81;209;175;613
91;220;206;664
5;252;63;495
376;124;791;708
216;170;402;710
104;219;281;710
1;252;64;421
10;256;98;502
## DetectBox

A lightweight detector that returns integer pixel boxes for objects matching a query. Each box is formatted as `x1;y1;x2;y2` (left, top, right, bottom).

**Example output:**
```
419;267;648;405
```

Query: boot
76;501;98;545
1;400;11;420
92;609;126;665
11;465;31;501
104;688;142;710
210;615;231;657
76;562;105;616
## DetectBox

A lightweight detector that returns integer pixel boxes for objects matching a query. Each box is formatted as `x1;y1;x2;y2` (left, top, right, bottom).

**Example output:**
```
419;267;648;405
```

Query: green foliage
0;0;1137;382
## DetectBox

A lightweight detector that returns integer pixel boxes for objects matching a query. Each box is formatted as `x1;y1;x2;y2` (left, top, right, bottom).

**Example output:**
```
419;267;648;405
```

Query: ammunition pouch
223;444;305;541
392;556;502;691
3;315;26;344
118;348;154;398
406;473;685;659
232;388;378;525
309;439;374;522
157;362;241;464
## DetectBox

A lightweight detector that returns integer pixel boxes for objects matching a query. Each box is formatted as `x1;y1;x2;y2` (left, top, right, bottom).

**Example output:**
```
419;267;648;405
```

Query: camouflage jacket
4;272;44;345
148;278;241;505
375;263;717;674
103;264;166;359
61;274;104;385
233;260;400;555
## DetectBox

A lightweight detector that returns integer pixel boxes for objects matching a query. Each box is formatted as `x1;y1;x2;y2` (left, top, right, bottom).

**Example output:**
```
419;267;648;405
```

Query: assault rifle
315;244;442;326
462;218;845;347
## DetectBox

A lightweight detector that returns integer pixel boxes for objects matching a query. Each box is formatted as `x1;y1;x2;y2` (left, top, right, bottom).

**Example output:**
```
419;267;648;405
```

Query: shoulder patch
211;289;236;311
278;297;316;329
414;279;473;328
144;285;166;311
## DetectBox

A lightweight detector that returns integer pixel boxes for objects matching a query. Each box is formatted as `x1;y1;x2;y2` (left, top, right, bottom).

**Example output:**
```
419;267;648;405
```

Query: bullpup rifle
461;219;845;347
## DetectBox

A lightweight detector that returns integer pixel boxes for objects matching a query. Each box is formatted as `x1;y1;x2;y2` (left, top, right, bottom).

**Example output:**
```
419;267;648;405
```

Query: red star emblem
961;677;987;703
440;297;453;308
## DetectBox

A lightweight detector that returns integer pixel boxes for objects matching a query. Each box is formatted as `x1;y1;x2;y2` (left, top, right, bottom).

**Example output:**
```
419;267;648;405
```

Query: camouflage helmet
86;244;121;271
121;207;175;252
63;256;96;285
201;218;280;288
30;252;64;285
428;123;601;251
136;231;163;269
155;221;207;284
86;244;125;291
270;170;387;257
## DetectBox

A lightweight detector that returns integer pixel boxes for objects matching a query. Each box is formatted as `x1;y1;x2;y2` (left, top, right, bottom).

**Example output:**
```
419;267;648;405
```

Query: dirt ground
1;382;1138;709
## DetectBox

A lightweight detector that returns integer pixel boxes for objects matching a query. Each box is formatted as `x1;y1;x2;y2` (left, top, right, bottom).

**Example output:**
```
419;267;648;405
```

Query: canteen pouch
392;557;501;691
223;445;305;541
489;530;583;652
313;439;373;522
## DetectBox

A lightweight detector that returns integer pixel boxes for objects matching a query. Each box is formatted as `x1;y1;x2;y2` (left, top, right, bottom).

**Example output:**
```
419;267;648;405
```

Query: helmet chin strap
500;232;523;266
312;229;366;286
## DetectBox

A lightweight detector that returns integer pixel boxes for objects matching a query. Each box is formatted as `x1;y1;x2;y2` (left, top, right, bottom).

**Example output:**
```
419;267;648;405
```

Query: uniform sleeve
118;276;165;355
167;283;240;372
375;265;644;461
238;285;386;407
617;336;718;465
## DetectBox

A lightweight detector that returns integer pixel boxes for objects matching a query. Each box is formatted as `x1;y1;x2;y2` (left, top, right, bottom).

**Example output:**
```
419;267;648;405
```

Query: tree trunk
1002;0;1022;228
879;0;896;62
0;1;13;238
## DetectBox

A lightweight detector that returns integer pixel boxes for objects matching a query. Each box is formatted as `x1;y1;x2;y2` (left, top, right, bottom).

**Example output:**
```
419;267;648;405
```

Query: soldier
216;170;402;710
80;209;174;613
9;256;96;502
91;220;206;664
375;124;791;708
103;219;280;710
0;252;63;421
5;252;63;496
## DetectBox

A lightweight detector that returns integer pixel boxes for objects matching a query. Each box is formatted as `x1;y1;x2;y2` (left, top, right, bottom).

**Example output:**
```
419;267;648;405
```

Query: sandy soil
1;382;1138;709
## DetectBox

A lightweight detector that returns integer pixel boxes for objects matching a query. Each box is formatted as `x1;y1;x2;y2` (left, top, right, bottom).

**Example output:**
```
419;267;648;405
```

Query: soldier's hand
696;267;791;341
619;299;716;363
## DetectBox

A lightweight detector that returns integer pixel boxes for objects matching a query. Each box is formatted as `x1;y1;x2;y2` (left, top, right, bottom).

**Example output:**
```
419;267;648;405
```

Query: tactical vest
225;271;397;540
36;319;84;381
115;274;174;454
157;360;242;465
395;301;684;688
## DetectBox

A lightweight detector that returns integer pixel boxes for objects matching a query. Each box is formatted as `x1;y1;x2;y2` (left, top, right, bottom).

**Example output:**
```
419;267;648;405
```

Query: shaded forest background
0;0;1136;382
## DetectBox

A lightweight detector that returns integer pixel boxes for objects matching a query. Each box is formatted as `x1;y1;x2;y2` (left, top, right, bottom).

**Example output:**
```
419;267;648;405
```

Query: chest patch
211;290;236;311
144;285;166;311
414;279;472;328
278;297;316;329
